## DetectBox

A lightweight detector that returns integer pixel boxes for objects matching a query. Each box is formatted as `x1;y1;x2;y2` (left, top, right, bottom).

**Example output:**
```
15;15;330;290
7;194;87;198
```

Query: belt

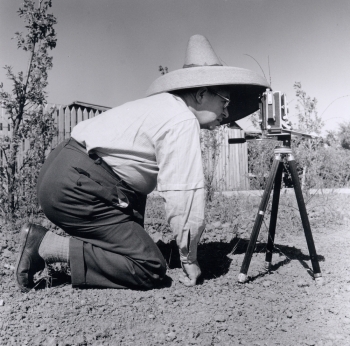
68;137;133;192
66;138;145;220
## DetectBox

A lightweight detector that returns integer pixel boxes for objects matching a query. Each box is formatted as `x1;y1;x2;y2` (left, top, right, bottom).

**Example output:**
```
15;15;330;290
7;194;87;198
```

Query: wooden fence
202;127;249;191
0;104;250;190
0;104;102;166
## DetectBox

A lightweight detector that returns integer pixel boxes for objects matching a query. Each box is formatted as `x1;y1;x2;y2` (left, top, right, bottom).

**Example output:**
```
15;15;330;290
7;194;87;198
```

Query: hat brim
222;84;268;125
146;66;270;125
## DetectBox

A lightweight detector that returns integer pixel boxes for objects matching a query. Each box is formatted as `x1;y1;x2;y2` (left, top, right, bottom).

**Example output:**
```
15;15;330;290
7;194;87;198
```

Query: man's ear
195;87;208;104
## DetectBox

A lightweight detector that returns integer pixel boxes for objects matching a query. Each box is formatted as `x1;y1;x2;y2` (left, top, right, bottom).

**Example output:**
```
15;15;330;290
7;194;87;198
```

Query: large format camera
228;88;317;144
259;89;291;134
257;88;317;140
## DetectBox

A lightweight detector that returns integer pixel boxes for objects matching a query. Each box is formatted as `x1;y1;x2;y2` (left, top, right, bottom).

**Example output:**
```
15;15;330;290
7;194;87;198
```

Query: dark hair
168;86;230;103
168;87;201;98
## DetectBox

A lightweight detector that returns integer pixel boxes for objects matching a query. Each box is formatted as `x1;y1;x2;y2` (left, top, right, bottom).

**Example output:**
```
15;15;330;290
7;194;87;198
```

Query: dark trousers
37;138;167;289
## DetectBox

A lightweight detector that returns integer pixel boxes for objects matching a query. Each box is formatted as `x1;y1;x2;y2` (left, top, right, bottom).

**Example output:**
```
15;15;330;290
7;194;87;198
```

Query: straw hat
146;34;270;124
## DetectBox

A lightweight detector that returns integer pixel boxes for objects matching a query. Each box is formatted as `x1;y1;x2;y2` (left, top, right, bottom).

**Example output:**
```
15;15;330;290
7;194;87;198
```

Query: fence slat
64;107;71;139
83;109;89;121
77;108;83;124
57;106;64;143
71;107;77;130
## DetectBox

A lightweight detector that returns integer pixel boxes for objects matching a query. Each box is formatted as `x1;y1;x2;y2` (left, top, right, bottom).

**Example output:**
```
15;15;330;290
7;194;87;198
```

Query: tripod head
228;88;318;146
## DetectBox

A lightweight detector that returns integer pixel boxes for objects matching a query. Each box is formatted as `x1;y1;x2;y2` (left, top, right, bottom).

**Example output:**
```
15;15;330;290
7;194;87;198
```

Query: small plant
247;139;276;190
293;82;324;135
0;0;57;225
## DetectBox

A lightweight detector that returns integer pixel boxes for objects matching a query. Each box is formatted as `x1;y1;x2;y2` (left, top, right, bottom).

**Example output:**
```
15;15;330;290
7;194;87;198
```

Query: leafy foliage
293;82;324;135
247;139;276;190
291;84;350;189
145;192;350;244
247;83;350;191
200;127;226;202
338;121;350;150
0;0;57;224
291;137;350;189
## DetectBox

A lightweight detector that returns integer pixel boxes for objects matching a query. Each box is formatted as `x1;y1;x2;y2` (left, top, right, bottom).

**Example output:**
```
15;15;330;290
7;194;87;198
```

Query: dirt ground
1;193;350;346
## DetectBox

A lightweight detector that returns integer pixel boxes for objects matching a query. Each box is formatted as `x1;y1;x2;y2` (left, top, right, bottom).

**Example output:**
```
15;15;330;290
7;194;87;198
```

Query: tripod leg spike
264;261;271;271
314;273;324;286
238;273;247;283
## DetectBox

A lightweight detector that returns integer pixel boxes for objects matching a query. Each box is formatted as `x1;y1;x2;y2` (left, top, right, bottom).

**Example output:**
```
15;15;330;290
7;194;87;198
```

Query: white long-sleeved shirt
71;93;205;263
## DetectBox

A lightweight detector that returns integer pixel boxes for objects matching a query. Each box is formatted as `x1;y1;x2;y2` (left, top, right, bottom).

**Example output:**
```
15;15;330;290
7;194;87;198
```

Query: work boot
15;223;48;293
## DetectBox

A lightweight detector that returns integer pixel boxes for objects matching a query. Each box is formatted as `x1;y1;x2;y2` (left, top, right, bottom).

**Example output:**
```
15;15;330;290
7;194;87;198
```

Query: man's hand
179;261;201;287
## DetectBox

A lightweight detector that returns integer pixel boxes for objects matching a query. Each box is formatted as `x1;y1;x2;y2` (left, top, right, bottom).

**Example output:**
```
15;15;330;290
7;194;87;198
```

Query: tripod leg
238;154;282;283
265;161;283;271
287;155;323;284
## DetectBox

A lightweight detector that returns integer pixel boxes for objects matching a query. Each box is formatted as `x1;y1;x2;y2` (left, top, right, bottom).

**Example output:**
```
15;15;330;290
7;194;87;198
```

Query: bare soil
1;193;350;346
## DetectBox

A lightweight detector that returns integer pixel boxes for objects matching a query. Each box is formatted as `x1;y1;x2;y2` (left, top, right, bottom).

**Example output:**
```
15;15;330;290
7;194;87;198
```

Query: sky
1;0;349;134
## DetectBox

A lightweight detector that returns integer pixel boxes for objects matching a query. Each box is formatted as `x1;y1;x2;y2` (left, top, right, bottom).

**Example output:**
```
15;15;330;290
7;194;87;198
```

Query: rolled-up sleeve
156;118;205;263
159;189;205;263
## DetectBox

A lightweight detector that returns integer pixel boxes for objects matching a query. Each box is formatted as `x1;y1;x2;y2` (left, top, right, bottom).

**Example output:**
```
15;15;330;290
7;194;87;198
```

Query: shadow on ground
35;265;72;291
156;238;325;283
35;238;325;290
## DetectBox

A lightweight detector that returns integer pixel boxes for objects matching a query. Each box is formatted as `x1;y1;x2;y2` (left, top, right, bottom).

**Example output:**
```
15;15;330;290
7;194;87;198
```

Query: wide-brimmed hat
146;34;270;124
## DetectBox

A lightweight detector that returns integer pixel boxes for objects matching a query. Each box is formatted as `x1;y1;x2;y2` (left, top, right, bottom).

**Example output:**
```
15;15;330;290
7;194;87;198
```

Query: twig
320;95;350;117
244;54;267;81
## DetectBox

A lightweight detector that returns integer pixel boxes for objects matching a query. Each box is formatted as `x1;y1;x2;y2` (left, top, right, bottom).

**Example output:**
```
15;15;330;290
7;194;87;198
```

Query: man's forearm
159;188;205;263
